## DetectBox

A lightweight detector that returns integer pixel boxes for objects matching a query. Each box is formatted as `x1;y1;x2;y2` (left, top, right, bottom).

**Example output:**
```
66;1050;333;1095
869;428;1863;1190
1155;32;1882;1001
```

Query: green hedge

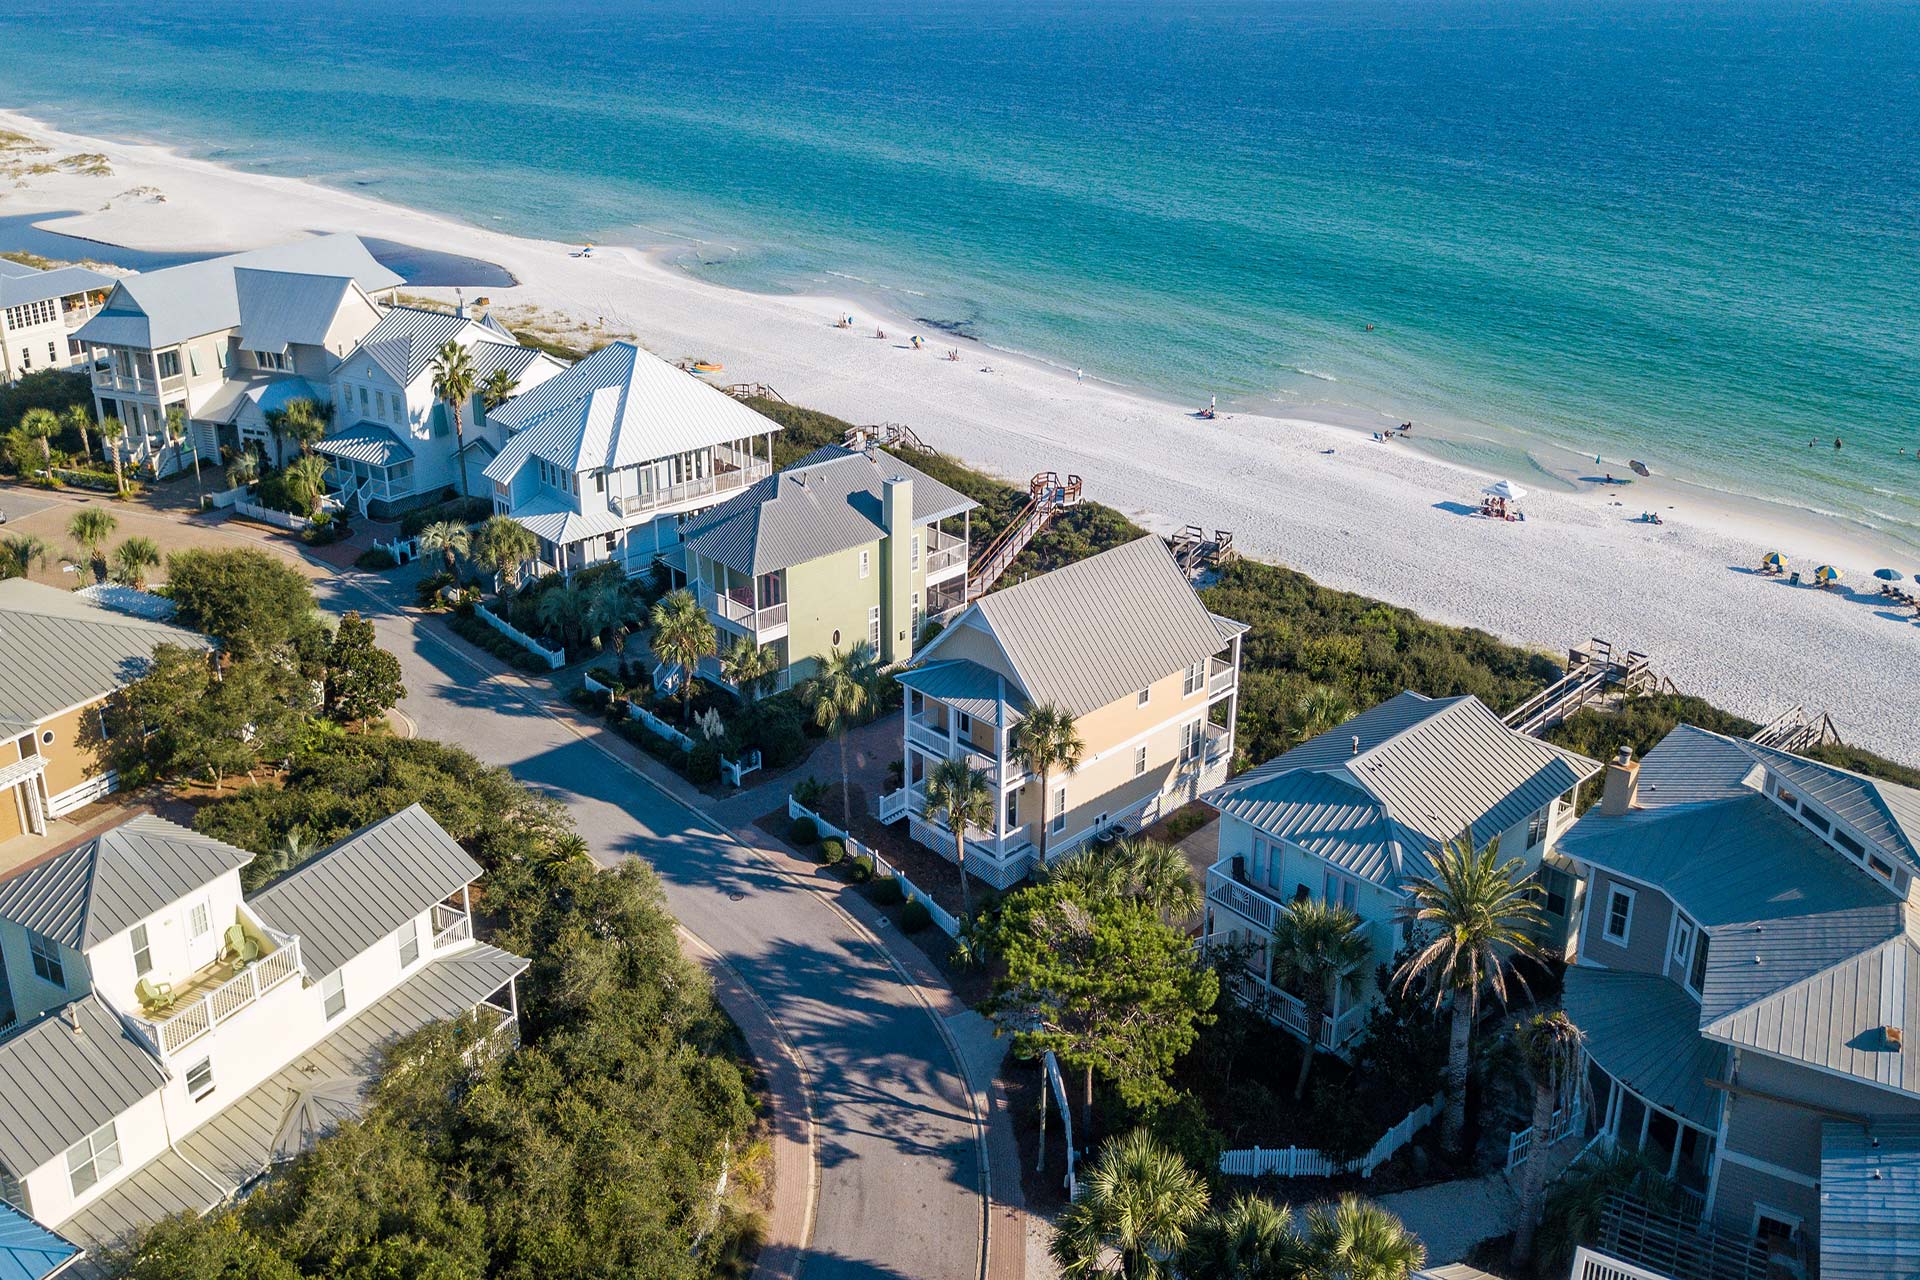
447;610;551;672
899;898;932;932
789;816;818;847
400;494;491;536
819;837;846;865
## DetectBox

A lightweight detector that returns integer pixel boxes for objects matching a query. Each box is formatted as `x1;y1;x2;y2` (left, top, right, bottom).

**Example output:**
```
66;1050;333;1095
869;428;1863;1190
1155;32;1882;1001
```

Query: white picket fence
229;499;311;531
207;483;252;510
1219;1092;1444;1180
788;796;963;937
1506;1096;1586;1173
583;671;696;749
477;606;565;670
721;749;763;787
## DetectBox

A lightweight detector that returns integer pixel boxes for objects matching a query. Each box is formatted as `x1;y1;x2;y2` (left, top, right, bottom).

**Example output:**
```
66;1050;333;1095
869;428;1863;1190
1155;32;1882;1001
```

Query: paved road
313;570;988;1280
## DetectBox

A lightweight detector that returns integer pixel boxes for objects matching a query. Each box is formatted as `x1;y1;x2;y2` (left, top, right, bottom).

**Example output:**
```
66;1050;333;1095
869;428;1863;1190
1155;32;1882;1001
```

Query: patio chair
135;977;175;1012
222;923;260;970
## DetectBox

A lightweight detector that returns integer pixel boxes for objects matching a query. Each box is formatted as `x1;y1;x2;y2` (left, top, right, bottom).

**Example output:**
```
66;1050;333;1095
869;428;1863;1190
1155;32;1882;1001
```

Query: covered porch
1203;864;1370;1053
889;661;1037;889
315;421;418;517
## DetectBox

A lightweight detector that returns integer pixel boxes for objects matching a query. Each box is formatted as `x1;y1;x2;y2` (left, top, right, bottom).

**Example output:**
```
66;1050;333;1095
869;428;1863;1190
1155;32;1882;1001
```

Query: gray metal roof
682;446;975;576
0;259;115;309
1211;768;1426;885
1820;1118;1920;1280
1563;966;1726;1129
312;420;414;467
920;535;1233;720
72;234;400;350
1736;741;1920;878
0;1199;80;1280
346;304;471;383
248;804;482;977
894;659;1029;727
484;342;780;483
0;816;255;951
0;996;168;1179
1628;724;1764;809
192;374;323;427
231;268;361;354
0;579;210;732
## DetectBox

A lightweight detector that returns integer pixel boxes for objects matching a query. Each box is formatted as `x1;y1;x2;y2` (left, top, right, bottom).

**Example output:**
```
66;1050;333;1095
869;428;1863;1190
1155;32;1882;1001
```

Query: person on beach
1076;368;1083;383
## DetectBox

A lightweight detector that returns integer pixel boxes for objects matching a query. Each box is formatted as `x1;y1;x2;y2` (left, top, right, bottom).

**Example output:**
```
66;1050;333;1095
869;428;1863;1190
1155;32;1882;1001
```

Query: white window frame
1137;687;1151;706
1603;884;1636;944
1134;744;1148;776
1668;913;1697;988
0;1163;27;1216
1050;787;1067;834
1183;661;1204;697
321;970;346;1021
189;900;211;939
131;922;152;977
1323;869;1359;912
185;1056;215;1101
859;549;870;579
1750;1204;1801;1246
867;605;882;650
910;535;920;572
27;930;63;986
1004;787;1020;828
66;1121;121;1196
396;920;420;968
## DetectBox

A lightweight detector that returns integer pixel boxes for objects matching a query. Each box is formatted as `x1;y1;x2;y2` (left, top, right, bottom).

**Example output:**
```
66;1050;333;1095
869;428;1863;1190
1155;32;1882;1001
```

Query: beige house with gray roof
887;536;1245;889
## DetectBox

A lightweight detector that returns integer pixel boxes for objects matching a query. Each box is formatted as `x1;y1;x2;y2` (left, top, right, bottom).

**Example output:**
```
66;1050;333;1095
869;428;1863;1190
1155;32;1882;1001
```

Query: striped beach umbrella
1815;565;1842;585
1762;551;1784;570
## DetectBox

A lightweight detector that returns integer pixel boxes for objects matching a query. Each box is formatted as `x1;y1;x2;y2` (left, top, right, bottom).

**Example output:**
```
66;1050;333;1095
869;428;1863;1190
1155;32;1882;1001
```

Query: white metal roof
0;579;210;732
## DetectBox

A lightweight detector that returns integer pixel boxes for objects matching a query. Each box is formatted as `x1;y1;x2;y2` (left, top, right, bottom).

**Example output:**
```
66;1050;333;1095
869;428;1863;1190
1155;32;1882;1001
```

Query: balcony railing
925;530;968;575
1208;864;1282;932
696;582;788;635
431;902;471;949
614;459;770;518
141;935;304;1057
1220;960;1368;1052
905;715;1024;784
1208;656;1236;697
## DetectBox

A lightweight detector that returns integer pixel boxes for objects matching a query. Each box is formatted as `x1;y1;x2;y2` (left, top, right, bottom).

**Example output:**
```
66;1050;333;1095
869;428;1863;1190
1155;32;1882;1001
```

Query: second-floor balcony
905;711;1026;785
431;900;472;949
133;923;304;1058
1208;655;1236;697
92;362;157;398
614;458;771;518
1208;862;1284;932
925;528;968;579
696;580;789;639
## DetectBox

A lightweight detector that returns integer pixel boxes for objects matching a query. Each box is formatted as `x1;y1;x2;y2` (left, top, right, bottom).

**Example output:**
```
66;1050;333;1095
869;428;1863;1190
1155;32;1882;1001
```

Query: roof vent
1351;735;1361;756
65;1006;83;1035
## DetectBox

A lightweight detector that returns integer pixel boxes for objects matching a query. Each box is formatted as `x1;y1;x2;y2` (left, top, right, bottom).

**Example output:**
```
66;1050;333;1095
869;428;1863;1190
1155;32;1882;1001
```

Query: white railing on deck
877;787;911;823
1219;1092;1443;1180
431;902;471;949
149;938;303;1057
1208;866;1281;932
1506;1096;1585;1173
1572;1247;1675;1280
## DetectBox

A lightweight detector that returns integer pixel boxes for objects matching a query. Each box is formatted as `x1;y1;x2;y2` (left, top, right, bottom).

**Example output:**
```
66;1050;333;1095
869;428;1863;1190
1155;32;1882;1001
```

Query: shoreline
2;106;1913;761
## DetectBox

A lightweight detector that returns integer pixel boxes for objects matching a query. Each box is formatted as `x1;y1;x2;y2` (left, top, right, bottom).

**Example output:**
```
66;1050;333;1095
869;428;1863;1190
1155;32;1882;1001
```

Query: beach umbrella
1629;460;1651;477
1873;568;1904;582
1482;479;1528;502
1762;551;1784;571
1815;565;1841;585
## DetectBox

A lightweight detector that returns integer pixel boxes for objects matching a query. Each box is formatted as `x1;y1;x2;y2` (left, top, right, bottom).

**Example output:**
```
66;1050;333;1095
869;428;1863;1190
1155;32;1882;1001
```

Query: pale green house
677;445;976;695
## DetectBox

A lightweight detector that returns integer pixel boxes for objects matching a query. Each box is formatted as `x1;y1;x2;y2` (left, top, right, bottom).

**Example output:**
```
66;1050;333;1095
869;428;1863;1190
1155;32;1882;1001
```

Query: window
321;970;346;1021
1689;934;1710;995
1135;744;1148;776
1669;915;1696;984
66;1121;121;1196
859;549;870;578
131;923;152;977
185;1057;215;1101
1051;787;1066;834
1834;829;1865;859
189;900;211;939
867;606;882;650
1138;687;1151;706
1184;661;1204;696
1541;866;1572;917
156;350;180;378
255;349;287;371
17;346;28;370
1603;885;1635;944
1774;784;1798;808
831;629;841;647
1870;854;1896;879
957;712;973;736
1004;788;1019;827
28;930;63;986
358;386;370;416
48;341;58;365
1183;719;1204;761
911;592;921;640
1323;870;1359;912
1799;808;1831;835
374;390;386;421
396;920;420;967
0;1164;26;1216
1526;809;1549;848
1752;1207;1800;1249
910;535;920;572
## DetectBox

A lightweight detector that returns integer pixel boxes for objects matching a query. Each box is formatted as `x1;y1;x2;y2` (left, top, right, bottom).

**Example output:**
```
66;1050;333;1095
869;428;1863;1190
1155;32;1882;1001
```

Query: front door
183;897;219;971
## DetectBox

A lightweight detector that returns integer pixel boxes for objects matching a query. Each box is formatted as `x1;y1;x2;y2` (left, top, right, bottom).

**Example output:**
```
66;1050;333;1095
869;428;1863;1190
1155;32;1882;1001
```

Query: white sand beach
3;108;1914;762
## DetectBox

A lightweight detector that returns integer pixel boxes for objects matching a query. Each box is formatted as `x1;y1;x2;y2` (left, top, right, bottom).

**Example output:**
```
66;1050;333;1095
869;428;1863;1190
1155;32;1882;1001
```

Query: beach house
1202;692;1600;1050
0;580;209;853
676;444;976;694
1554;727;1920;1278
886;536;1245;889
0;805;525;1265
0;259;115;387
318;305;566;516
482;341;782;578
72;234;402;475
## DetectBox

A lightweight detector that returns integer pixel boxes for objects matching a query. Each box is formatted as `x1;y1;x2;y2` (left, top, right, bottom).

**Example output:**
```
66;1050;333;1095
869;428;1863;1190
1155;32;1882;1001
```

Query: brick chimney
1600;746;1641;816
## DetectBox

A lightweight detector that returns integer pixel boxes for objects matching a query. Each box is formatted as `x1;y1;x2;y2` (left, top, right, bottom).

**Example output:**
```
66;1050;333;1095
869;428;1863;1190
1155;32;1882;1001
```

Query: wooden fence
787;796;963;937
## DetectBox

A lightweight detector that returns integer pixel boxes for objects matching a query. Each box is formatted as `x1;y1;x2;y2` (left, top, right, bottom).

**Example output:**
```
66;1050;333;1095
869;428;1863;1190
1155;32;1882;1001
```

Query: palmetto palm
225;449;260;488
418;520;470;576
719;635;781;700
537;583;591;653
282;397;327;455
1179;1193;1306;1280
585;577;638;656
1014;701;1084;865
63;404;92;464
1290;683;1355;746
1512;1011;1585;1265
163;405;203;493
1393;831;1545;1151
1272;899;1373;1100
430;339;477;499
1303;1195;1426;1280
1051;1129;1209;1280
68;508;117;581
19;407;58;469
650;589;718;722
480;366;518;412
98;417;126;494
803;642;878;833
110;536;161;589
0;534;53;581
1049;837;1200;926
284;454;329;514
474;515;537;592
924;756;992;911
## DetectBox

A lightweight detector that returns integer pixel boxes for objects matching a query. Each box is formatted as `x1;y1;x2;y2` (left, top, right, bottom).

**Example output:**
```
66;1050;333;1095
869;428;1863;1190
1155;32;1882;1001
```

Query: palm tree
1048;837;1200;926
225;449;260;489
110;536;161;589
650;589;718;722
584;577;637;656
480;366;518;413
1014;701;1084;866
63;404;92;464
1303;1195;1426;1280
68;508;117;581
1512;1011;1585;1265
1179;1193;1305;1280
923;757;992;911
1289;683;1355;746
803;642;878;832
164;405;203;495
283;398;327;455
1393;831;1545;1151
1271;899;1372;1100
719;635;781;700
19;407;58;471
284;454;329;514
1051;1129;1209;1280
0;534;53;581
98;417;126;494
418;520;470;576
537;583;591;654
430;339;477;499
474;515;537;593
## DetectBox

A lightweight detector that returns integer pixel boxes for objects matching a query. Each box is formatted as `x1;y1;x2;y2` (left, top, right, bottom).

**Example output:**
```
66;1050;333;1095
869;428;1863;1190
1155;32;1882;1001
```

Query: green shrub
742;698;808;768
400;494;489;536
789;816;818;847
792;776;829;809
899;899;932;932
415;570;455;607
870;876;905;906
819;838;846;865
686;741;721;785
848;853;874;882
354;546;398;571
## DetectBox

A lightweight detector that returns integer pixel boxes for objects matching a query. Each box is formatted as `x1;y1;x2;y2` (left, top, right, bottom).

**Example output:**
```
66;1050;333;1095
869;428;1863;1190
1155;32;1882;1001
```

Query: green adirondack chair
135;976;174;1012
222;923;260;970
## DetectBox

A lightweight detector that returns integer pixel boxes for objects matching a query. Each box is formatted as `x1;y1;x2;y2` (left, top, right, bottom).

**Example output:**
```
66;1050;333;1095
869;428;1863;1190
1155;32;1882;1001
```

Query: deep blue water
3;0;1916;546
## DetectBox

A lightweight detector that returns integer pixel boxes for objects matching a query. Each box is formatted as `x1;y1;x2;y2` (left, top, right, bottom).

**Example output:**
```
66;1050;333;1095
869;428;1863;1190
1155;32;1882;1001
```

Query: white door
183;897;218;970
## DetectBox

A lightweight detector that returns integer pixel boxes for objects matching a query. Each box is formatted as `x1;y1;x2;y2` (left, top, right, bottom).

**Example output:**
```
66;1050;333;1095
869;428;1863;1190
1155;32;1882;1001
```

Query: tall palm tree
1048;837;1200;926
284;454;329;514
98;416;126;494
1051;1129;1209;1280
474;515;537;593
163;405;204;494
68;508;117;581
1303;1195;1426;1280
1512;1011;1585;1265
803;642;878;832
283;398;327;455
0;534;53;581
63;404;93;465
19;407;58;471
1179;1193;1305;1280
110;536;161;589
1014;701;1084;866
431;339;477;499
585;577;637;657
1393;831;1545;1151
650;588;718;722
719;635;781;700
923;757;992;911
1271;899;1372;1099
480;366;518;413
418;520;470;576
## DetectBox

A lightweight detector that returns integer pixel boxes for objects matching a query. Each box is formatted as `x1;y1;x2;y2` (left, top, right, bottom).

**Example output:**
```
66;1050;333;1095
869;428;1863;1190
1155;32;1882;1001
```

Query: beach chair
222;923;260;970
135;977;174;1013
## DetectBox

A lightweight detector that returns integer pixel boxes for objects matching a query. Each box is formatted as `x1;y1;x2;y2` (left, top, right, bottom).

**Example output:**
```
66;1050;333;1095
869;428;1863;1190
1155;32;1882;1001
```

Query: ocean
3;0;1916;549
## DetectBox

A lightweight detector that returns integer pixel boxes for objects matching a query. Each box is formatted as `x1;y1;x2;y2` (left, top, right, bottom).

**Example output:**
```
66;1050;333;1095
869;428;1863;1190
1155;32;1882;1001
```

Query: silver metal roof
1211;768;1424;885
919;535;1233;720
230;268;363;354
311;420;414;468
193;374;323;427
681;446;975;576
0;259;114;310
894;659;1028;727
1820;1118;1920;1280
0;996;168;1179
484;342;780;483
506;495;628;547
340;305;548;390
0;579;209;733
1737;740;1920;878
0;816;255;951
1563;966;1726;1129
248;804;483;978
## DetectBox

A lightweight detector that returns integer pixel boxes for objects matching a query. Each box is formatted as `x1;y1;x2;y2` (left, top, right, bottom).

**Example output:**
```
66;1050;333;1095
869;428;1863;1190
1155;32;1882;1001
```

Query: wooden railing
965;471;1081;600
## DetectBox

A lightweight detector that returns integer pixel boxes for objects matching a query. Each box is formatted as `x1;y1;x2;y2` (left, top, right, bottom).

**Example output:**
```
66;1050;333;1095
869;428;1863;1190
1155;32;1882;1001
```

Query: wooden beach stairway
1504;638;1670;737
965;471;1082;600
1168;526;1237;581
842;422;933;455
1749;705;1842;752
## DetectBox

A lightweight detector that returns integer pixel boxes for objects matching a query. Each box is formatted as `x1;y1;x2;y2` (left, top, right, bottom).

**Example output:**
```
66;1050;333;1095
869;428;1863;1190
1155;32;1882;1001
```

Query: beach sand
3;108;1913;762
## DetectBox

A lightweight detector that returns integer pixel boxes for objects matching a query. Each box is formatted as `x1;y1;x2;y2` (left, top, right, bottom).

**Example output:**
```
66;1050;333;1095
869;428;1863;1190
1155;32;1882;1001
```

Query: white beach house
0;259;116;387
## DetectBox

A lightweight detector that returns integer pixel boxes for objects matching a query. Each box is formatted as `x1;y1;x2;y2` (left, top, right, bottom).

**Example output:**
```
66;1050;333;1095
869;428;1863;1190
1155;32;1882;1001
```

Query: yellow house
889;536;1246;889
0;581;209;848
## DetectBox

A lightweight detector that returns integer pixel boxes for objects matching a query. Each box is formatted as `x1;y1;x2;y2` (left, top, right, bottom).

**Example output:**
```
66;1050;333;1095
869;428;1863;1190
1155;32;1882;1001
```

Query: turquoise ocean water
2;0;1916;549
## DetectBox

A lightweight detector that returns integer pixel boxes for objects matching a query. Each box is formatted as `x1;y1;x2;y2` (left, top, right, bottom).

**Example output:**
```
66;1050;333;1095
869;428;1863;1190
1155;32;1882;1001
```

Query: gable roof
72;234;400;350
0;1201;79;1280
312;420;414;468
0;579;210;733
1737;740;1920;878
248;805;482;978
231;268;365;354
916;536;1241;719
0;816;255;951
0;996;168;1179
0;259;114;311
681;445;975;576
483;342;780;482
340;304;548;389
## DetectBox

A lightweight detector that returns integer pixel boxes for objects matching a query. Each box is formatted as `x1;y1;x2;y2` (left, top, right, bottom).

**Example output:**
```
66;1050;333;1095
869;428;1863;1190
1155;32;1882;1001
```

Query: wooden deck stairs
1168;526;1238;581
1504;638;1671;737
1749;706;1842;752
843;422;933;455
965;471;1082;600
722;382;789;404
